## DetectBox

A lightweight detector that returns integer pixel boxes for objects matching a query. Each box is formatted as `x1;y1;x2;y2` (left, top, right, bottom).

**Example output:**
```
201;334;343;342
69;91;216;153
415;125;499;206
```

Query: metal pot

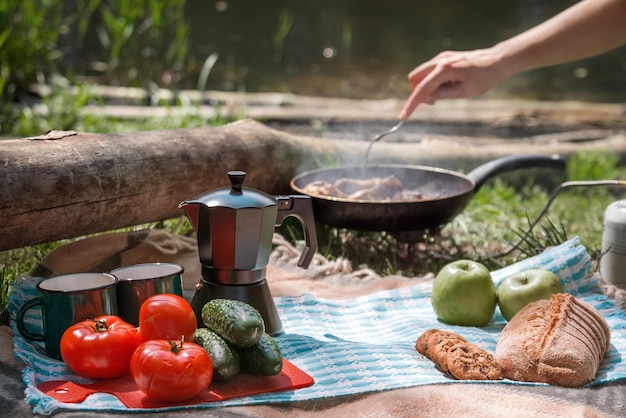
290;154;566;235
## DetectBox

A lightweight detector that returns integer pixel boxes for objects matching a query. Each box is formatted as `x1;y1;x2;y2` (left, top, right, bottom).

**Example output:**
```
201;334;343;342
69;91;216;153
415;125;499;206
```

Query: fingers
400;61;458;120
407;60;438;90
400;49;500;119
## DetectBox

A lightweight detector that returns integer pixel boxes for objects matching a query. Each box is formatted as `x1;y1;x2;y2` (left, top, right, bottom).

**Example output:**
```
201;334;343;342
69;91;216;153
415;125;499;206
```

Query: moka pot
179;170;318;335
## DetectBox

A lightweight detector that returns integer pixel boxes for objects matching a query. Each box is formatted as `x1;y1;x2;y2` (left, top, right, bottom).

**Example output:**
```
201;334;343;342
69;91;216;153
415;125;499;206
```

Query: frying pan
290;154;566;234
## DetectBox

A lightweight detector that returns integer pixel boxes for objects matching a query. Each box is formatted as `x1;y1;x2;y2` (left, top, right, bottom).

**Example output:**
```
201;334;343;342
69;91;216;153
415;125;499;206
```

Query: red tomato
60;315;140;379
138;294;197;342
130;339;213;402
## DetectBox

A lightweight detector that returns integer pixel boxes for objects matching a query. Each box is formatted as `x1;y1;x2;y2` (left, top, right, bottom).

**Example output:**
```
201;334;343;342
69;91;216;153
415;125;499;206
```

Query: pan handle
466;154;566;192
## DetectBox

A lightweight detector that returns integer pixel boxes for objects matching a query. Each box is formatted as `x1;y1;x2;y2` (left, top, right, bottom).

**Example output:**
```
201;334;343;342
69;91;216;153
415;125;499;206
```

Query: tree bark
0;119;332;251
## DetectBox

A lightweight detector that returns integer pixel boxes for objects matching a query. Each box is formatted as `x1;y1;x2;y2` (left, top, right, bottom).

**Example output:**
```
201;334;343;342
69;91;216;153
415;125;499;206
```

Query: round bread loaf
495;293;610;387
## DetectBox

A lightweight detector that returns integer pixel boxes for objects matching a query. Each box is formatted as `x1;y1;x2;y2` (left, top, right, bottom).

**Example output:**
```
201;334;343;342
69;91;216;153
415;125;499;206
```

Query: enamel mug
16;272;119;360
111;262;184;326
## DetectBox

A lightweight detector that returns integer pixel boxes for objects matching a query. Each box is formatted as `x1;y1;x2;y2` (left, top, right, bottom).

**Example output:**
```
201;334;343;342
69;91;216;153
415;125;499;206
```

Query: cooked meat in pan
302;175;429;202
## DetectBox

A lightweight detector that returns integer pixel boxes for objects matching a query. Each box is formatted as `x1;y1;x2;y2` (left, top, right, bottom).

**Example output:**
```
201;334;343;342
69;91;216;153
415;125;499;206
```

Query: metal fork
362;120;405;171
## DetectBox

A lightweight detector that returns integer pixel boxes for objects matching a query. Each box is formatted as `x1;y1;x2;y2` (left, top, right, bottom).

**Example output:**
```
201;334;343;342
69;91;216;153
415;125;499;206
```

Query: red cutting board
38;359;313;409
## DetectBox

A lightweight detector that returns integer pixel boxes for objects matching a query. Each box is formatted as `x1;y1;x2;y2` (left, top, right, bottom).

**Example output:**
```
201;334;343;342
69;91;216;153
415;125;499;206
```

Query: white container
600;200;626;288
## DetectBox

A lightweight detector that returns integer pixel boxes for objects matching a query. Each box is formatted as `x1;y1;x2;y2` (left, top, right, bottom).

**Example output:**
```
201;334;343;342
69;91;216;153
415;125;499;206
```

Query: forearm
493;0;626;77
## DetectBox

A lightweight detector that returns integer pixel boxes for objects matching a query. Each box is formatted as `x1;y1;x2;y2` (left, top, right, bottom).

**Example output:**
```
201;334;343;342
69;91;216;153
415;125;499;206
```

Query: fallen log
2;118;625;251
0;120;332;251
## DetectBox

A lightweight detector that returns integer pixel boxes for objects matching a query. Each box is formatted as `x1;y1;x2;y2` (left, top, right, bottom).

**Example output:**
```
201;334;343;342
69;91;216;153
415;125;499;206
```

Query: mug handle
16;298;45;342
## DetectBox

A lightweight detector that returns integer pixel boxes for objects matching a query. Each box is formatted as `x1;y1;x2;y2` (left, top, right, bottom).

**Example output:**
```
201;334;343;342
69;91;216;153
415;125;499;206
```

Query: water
182;0;626;102
66;0;626;103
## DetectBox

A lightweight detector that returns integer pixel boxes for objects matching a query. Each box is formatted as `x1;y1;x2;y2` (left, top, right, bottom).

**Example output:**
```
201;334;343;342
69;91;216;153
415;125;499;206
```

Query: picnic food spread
8;232;626;416
59;265;611;396
416;292;611;387
57;295;286;403
53;259;612;408
415;260;612;388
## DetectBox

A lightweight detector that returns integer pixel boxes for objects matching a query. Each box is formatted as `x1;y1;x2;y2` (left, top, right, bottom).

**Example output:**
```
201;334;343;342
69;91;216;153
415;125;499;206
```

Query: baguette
495;293;610;387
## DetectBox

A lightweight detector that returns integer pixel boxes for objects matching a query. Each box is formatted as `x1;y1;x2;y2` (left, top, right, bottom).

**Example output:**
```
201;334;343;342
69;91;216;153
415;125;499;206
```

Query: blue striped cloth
8;237;626;415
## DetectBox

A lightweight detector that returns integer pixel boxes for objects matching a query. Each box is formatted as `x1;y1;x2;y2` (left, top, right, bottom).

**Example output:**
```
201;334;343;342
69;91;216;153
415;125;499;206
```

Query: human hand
399;48;509;119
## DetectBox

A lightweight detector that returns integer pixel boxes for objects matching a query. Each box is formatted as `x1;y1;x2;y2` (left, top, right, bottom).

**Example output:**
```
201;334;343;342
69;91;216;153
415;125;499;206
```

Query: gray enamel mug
111;262;184;326
15;272;119;360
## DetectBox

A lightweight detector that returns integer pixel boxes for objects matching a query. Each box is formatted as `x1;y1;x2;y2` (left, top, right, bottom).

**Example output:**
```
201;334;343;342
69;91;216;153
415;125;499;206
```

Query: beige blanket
2;229;625;417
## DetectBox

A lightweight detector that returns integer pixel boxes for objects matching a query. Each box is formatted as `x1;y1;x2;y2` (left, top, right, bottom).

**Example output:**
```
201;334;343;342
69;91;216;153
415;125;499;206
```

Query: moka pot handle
275;195;318;268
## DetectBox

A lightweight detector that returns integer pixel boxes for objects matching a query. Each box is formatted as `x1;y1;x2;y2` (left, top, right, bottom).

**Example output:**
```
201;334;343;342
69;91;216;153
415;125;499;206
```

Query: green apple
497;269;563;321
431;259;497;327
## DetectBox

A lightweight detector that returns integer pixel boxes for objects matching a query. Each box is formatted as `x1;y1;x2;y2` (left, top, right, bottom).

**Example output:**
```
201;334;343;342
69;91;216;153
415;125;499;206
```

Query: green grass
6;75;234;137
0;0;192;136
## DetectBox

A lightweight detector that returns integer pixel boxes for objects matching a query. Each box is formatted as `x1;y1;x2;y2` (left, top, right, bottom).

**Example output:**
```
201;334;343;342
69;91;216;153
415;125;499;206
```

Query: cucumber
237;332;283;376
194;328;240;382
201;298;265;348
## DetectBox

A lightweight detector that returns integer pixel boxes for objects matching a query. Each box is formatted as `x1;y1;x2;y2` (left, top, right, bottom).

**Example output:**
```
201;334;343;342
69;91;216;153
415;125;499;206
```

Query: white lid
604;200;626;226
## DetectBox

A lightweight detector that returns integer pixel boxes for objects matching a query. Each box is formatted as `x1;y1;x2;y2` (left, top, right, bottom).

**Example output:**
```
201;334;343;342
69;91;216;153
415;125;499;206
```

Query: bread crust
415;329;501;380
495;293;610;387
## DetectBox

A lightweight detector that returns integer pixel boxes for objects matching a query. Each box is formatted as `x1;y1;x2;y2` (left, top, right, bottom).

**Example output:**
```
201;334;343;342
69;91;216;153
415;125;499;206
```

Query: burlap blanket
2;229;626;417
